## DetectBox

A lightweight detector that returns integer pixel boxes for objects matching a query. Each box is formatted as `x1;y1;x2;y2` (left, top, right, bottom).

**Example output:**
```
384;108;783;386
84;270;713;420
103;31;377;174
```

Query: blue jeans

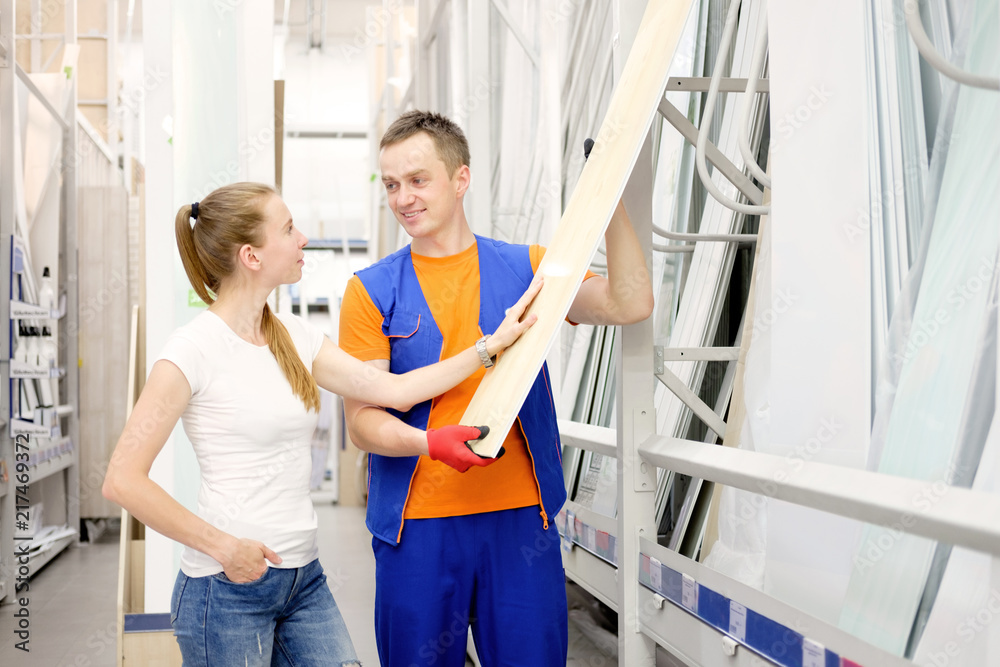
171;559;360;666
373;506;568;666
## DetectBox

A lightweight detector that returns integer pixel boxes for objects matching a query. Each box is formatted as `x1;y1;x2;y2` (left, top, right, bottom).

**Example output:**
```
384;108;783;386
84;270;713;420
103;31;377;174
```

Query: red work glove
427;425;505;473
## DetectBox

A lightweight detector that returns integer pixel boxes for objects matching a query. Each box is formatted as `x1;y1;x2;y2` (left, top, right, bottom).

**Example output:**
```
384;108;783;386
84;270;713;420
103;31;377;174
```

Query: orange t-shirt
339;242;582;519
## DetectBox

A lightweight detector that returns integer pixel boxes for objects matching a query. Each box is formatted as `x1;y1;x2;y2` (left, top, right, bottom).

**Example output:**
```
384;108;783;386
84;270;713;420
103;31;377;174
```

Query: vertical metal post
614;0;657;664
141;0;174;610
383;0;396;122
0;0;16;604
616;130;658;666
464;0;492;235
992;556;1000;658
540;0;563;398
0;0;13;352
366;4;383;262
106;0;119;178
30;0;41;71
415;0;431;109
540;0;561;244
63;0;81;551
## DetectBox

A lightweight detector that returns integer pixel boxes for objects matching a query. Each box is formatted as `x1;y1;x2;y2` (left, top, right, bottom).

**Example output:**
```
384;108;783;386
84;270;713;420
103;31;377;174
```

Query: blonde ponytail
175;204;217;305
174;183;318;411
261;305;320;412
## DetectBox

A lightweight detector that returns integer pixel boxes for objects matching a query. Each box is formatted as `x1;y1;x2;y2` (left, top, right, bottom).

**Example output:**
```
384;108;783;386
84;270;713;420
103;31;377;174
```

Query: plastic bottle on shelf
39;326;57;366
16;327;41;419
36;353;55;409
13;324;29;363
38;266;55;314
26;326;41;366
40;326;60;407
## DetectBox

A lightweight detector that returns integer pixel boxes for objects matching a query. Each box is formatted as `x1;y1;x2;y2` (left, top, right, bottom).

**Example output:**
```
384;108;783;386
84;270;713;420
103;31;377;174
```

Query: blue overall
355;236;568;666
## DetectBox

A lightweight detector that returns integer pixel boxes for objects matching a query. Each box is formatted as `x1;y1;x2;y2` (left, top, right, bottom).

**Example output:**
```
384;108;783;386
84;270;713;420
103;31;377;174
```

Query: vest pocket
385;310;434;375
384;310;421;339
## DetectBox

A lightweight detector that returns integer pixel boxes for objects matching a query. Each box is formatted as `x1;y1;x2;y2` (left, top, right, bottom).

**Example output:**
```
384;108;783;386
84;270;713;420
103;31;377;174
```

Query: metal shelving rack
0;0;80;604
365;1;1000;664
552;3;1000;667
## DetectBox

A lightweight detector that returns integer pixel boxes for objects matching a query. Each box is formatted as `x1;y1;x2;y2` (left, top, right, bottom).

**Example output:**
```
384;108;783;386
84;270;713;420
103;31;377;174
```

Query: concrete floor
0;503;619;666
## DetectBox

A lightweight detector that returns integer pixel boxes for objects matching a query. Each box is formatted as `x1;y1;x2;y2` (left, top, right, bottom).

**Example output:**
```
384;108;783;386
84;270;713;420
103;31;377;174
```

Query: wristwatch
476;335;496;368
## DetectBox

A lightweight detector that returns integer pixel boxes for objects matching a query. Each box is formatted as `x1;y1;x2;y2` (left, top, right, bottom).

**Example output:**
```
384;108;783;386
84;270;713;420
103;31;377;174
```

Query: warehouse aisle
0;503;616;666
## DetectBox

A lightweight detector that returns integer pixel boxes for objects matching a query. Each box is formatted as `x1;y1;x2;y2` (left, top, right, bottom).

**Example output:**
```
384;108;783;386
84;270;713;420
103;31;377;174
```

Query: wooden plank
117;307;146;664
117;512;131;666
274;80;284;192
122;631;183;666
135;177;147;396
463;0;693;456
129;539;146;610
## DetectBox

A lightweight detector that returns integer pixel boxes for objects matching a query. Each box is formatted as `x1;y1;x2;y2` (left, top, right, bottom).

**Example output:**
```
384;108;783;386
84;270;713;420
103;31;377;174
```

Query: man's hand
485;276;542;359
427;425;505;473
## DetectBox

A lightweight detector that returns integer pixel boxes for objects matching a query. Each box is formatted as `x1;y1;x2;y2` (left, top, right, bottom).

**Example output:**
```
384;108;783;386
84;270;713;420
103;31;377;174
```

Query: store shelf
27;436;75;479
25;532;77;577
557;501;618;566
2;5;81;611
562;535;619;613
558;501;620;613
636;537;911;667
28;448;76;485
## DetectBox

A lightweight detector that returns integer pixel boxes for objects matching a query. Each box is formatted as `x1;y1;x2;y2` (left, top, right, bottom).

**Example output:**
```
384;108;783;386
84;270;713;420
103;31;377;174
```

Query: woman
102;183;540;666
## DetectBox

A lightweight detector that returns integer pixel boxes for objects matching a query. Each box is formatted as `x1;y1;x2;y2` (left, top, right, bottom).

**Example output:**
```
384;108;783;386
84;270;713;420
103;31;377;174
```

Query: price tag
681;573;698;611
11;301;51;318
649;556;662;590
729;601;747;642
802;638;824;667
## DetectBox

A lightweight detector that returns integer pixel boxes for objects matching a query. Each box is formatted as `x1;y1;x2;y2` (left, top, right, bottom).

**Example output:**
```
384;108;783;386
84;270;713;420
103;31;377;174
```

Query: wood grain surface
463;0;692;456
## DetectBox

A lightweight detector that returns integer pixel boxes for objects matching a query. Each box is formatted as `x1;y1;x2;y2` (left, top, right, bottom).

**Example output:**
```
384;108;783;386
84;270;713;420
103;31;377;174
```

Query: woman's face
255;194;308;286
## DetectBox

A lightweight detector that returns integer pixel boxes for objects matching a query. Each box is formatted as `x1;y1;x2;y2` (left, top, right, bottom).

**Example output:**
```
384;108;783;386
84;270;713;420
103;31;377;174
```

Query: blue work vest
355;236;566;545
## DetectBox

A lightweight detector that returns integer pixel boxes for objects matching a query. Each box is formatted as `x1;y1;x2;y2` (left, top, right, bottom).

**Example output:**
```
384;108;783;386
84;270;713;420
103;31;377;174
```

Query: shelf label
10;301;54;319
649;556;662;590
729;601;747;642
802;638;824;667
10;419;59;437
10;361;58;379
560;512;574;553
681;573;698;611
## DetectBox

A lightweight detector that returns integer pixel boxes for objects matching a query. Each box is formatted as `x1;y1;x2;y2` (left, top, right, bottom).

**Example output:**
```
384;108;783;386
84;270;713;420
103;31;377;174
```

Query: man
339;110;652;666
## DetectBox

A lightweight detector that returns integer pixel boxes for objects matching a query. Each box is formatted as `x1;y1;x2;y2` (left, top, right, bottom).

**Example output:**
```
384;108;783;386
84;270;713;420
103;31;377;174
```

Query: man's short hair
380;110;471;177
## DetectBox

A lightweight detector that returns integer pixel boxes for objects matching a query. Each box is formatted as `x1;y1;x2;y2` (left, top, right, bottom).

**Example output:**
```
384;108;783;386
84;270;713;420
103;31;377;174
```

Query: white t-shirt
157;310;326;577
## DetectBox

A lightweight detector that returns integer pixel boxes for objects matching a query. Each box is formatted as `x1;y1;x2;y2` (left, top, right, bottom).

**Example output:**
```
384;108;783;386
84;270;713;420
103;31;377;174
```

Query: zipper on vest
395;462;420;543
521;420;550;531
